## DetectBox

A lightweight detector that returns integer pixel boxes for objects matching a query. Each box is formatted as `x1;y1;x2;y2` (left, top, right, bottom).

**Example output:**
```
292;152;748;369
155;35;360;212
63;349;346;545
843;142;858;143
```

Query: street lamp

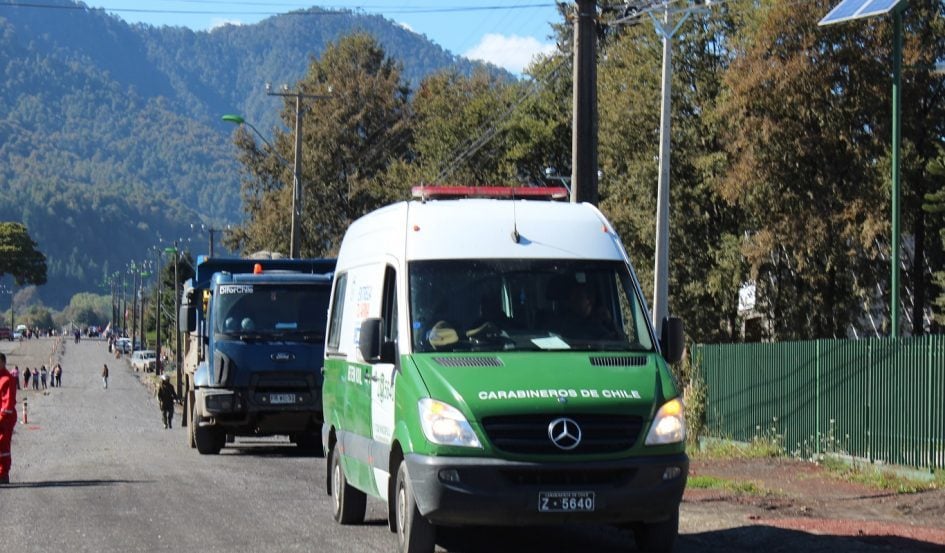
164;244;183;397
222;113;302;257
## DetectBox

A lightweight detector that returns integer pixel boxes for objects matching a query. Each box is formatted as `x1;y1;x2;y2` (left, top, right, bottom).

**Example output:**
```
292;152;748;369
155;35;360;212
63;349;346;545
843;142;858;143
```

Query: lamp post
222;113;301;257
165;244;182;396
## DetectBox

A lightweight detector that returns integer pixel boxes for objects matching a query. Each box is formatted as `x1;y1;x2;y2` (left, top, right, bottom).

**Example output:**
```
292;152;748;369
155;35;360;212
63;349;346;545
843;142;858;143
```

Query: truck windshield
409;259;655;353
212;283;330;338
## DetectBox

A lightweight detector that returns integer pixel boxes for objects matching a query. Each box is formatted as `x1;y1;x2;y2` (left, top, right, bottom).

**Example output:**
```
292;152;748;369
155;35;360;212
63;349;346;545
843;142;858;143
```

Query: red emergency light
253;263;263;274
411;185;569;201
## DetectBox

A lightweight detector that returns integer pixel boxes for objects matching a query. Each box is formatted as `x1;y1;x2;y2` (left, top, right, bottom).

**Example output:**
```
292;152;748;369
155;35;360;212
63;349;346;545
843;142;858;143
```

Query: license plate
538;491;595;512
270;393;296;405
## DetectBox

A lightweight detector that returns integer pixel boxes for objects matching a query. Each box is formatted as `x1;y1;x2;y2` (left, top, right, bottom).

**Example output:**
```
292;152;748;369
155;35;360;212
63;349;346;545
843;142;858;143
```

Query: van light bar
253;263;263;274
411;185;569;201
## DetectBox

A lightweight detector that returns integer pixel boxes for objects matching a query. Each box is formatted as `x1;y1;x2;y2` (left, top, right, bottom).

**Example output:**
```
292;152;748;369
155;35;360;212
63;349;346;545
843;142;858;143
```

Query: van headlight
418;398;482;448
645;398;687;445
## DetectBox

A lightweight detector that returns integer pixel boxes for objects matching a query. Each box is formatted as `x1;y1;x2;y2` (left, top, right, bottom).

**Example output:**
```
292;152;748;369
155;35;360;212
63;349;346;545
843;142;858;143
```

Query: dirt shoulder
683;456;945;552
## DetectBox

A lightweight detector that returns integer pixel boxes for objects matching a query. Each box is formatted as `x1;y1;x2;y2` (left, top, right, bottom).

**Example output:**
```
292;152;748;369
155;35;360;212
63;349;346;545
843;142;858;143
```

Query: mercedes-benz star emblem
547;417;582;451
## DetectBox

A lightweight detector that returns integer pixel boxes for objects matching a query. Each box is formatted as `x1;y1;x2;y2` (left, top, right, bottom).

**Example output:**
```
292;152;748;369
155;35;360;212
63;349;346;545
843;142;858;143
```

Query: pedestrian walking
54;364;62;387
0;353;18;484
23;366;30;390
40;366;48;390
101;364;109;389
156;375;178;429
31;368;39;390
11;366;19;390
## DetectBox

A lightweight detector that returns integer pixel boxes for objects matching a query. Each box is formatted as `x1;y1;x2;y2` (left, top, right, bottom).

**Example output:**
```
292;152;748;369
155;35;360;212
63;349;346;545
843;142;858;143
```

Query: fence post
929;336;934;472
816;339;821;456
867;339;873;464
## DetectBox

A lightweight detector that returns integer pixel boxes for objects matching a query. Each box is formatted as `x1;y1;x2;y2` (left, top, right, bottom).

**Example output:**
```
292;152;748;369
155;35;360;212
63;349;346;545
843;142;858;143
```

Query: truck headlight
645;398;687;445
205;392;235;413
418;398;482;448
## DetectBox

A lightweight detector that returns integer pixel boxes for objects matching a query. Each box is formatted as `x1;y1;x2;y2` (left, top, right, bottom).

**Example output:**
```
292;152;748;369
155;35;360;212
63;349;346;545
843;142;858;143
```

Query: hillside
0;0;505;308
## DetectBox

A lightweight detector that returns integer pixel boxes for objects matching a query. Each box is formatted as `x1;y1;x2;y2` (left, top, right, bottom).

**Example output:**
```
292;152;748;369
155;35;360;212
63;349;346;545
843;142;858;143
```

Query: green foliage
925;144;945;326
687;475;765;495
0;222;47;286
0;2;503;308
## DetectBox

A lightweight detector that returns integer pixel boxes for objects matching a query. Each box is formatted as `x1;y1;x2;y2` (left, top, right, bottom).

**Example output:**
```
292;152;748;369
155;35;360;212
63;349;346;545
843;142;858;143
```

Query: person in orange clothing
0;352;17;484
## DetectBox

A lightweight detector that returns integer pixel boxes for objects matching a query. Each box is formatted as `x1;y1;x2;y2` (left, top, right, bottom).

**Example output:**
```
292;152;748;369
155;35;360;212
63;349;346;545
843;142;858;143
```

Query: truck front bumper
404;452;687;527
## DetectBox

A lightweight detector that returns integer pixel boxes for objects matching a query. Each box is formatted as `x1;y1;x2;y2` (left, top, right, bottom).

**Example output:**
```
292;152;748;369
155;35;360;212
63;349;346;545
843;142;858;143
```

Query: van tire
632;509;678;552
194;424;225;455
394;462;435;553
331;446;366;524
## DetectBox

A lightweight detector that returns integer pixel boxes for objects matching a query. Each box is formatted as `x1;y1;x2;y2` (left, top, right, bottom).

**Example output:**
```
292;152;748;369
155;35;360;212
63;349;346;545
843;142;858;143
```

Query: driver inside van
554;282;618;340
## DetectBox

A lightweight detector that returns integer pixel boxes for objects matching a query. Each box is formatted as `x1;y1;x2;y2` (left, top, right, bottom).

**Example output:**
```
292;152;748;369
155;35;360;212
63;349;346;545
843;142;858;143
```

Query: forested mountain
0;0;503;308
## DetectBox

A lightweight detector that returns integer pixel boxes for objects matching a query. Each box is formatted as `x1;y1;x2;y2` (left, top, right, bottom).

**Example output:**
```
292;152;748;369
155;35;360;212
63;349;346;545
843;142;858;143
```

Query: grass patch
692;436;784;461
819;457;944;494
688;475;765;495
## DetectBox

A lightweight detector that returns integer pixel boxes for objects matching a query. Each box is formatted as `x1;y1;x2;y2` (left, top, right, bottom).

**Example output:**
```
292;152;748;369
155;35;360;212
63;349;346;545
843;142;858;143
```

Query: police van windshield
409;259;655;353
212;283;329;338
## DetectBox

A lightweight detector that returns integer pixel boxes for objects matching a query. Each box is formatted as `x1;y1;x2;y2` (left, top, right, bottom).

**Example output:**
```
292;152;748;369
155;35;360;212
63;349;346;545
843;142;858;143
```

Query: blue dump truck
179;257;335;454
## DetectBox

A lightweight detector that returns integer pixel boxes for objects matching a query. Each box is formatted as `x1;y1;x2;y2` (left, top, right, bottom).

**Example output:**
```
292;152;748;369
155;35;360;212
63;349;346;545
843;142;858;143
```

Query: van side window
327;272;347;351
382;266;397;343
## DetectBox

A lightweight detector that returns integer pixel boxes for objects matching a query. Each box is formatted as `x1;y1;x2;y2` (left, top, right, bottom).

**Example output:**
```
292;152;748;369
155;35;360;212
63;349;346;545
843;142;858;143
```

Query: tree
714;0;901;340
925;144;945;328
0;222;47;286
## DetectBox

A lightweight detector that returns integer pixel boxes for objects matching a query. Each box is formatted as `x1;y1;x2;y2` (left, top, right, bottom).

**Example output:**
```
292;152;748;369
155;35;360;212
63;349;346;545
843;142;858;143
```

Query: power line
0;1;557;16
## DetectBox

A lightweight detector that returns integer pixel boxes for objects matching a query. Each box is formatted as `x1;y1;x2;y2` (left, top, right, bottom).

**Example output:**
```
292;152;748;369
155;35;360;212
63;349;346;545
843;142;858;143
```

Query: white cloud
397;21;415;33
463;33;556;74
209;18;244;31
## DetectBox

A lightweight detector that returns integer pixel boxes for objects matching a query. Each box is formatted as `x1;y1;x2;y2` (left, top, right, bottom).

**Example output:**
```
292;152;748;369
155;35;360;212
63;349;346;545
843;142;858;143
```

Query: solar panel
819;0;904;26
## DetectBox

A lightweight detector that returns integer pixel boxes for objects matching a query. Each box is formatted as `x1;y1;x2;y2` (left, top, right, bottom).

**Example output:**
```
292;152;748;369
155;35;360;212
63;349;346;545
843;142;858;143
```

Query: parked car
0;327;11;341
12;331;22;341
115;338;133;354
130;350;157;372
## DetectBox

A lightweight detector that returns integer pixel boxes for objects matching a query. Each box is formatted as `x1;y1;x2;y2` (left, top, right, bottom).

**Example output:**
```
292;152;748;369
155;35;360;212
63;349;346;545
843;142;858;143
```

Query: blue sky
86;1;563;74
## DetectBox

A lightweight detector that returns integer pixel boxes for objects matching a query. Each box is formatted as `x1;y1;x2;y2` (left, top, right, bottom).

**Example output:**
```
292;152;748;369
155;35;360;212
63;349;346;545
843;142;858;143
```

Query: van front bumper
404;452;687;526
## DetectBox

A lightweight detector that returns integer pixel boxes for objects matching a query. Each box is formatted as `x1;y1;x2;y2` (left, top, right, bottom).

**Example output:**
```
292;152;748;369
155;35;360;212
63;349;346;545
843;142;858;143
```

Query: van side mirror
659;316;685;364
359;318;384;363
180;304;196;333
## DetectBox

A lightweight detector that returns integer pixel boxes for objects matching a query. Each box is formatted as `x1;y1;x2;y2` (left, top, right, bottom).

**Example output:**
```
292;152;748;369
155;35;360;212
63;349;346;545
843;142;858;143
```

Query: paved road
1;338;930;553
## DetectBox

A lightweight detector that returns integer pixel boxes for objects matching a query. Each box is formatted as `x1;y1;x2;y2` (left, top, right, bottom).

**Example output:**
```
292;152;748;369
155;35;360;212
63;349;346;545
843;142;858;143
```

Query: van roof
337;198;627;268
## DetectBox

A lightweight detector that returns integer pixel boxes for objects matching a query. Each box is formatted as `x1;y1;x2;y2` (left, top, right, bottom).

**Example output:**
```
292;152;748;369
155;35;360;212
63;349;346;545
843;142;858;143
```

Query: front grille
499;468;632;486
589;356;646;367
434;356;503;367
481;413;643;455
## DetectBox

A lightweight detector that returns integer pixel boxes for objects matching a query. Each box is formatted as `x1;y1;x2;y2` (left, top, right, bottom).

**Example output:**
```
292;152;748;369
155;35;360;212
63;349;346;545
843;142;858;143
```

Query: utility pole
156;255;163;374
570;0;599;206
649;4;695;336
267;84;332;258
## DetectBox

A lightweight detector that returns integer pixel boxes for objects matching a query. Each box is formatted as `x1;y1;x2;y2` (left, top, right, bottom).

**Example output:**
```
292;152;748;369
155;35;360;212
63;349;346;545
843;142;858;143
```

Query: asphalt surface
1;337;932;553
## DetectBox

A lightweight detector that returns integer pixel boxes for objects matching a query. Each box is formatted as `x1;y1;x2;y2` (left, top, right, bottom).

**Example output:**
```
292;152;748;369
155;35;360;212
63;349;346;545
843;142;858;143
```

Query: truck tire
632;509;679;553
194;424;225;455
188;398;197;449
394;462;435;553
330;446;366;524
295;432;321;456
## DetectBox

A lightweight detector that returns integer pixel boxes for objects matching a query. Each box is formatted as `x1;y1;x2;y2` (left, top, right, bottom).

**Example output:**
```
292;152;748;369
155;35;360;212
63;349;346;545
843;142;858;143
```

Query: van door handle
363;369;378;382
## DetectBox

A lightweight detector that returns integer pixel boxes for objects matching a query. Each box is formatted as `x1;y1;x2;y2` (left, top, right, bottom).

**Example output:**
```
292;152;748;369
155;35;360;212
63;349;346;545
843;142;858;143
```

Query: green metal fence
692;336;945;471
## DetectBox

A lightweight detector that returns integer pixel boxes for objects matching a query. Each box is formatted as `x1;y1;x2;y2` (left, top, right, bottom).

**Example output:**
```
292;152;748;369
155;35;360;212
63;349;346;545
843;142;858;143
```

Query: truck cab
180;257;335;454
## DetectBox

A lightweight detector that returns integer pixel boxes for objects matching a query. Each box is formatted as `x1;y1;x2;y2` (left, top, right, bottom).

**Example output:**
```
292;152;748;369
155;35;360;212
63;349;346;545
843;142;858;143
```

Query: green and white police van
322;186;688;553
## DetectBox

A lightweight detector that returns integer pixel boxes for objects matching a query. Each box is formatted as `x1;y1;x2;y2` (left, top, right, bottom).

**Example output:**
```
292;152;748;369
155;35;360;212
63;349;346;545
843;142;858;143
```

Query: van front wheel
394;462;435;553
331;447;366;524
631;509;679;553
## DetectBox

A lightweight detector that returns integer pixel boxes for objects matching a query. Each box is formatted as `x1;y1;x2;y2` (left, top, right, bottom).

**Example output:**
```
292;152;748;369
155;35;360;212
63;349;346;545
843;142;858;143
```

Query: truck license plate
538;491;595;512
270;393;296;404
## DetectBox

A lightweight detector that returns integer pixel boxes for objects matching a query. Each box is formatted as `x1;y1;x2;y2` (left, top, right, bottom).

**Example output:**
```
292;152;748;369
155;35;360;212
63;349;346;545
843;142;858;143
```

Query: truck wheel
194;425;225;455
331;446;366;524
188;401;197;449
632;509;679;553
394;462;435;553
296;432;321;456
